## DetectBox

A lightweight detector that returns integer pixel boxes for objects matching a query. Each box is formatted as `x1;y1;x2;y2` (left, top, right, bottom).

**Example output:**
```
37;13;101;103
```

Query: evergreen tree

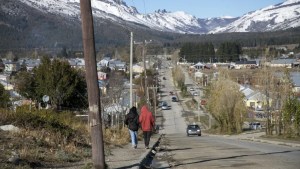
0;84;10;108
15;57;87;110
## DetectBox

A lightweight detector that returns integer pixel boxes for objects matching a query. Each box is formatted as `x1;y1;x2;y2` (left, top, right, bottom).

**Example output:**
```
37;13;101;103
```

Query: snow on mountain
210;0;300;33
18;0;205;34
16;0;300;34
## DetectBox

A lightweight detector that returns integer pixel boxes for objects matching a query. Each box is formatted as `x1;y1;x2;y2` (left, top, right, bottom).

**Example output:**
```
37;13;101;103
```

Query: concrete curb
132;134;163;169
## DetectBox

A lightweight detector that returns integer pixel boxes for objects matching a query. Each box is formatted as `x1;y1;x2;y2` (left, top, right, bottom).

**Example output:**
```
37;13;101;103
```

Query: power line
143;0;147;15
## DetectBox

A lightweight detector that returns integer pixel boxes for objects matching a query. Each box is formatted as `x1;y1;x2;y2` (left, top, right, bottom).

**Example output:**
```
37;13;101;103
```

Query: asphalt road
153;60;300;169
158;61;187;135
153;133;300;169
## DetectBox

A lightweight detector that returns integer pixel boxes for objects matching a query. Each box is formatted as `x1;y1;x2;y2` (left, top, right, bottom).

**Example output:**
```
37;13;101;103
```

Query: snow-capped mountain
0;0;300;36
16;0;237;34
210;0;300;33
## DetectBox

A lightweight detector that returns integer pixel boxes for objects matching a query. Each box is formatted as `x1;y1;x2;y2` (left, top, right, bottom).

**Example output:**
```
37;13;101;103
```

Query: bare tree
101;71;126;128
207;69;247;134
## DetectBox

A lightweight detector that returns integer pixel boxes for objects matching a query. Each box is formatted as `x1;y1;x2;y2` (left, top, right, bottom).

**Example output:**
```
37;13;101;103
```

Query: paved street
152;60;300;169
153;133;300;169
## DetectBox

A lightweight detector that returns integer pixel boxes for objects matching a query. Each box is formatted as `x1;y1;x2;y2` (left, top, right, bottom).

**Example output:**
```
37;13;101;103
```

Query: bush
0;107;91;165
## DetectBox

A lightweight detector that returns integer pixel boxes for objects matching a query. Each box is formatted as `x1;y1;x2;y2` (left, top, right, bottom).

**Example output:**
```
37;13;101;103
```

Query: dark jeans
143;131;152;147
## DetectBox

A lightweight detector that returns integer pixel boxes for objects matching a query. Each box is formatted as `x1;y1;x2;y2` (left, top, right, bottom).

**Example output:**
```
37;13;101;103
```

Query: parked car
193;92;199;96
171;96;177;102
163;77;166;80
189;88;195;91
249;122;262;130
186;124;201;136
161;102;169;110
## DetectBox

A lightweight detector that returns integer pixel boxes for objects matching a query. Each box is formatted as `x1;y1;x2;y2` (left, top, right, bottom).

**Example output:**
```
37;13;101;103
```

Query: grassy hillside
0;106;130;169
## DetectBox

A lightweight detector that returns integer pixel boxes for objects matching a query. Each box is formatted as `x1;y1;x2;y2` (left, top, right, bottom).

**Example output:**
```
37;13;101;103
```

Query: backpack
128;116;139;131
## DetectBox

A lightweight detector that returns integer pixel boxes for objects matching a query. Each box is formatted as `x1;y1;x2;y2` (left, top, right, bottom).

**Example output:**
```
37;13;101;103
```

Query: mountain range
0;0;299;50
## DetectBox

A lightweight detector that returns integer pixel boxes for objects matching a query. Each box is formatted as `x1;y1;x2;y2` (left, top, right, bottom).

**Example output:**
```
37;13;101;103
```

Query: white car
189;88;195;91
193;92;199;96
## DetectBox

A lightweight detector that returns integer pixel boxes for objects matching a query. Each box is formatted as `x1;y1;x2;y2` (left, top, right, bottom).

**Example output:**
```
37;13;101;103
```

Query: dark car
163;77;166;80
186;124;201;136
171;96;177;102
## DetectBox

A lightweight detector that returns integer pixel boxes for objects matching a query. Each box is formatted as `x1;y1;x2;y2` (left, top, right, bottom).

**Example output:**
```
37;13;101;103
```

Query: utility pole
148;86;158;120
130;32;133;108
79;1;105;169
142;44;149;104
134;40;152;104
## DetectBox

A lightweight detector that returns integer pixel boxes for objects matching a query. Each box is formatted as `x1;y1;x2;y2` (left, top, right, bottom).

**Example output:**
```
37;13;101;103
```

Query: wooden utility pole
142;44;149;103
79;1;105;168
134;40;152;104
130;32;133;108
148;86;158;120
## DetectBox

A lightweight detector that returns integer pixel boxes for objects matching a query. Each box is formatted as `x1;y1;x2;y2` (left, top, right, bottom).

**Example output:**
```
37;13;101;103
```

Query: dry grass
0;108;143;168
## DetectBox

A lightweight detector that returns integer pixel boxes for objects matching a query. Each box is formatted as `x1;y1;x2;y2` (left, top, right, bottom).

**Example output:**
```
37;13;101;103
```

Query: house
132;64;144;74
68;58;85;69
98;57;110;68
240;87;255;98
0;80;14;90
245;91;266;110
269;59;297;68
240;85;269;110
291;72;300;93
4;61;20;73
234;60;258;69
109;59;127;72
0;74;8;81
193;62;205;70
97;71;108;80
25;59;41;71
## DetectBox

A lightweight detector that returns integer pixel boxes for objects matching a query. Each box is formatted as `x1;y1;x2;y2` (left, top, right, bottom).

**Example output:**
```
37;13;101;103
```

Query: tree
15;57;87;110
179;42;215;63
216;42;242;62
172;65;185;89
14;71;36;100
282;96;300;137
0;84;10;108
207;69;247;134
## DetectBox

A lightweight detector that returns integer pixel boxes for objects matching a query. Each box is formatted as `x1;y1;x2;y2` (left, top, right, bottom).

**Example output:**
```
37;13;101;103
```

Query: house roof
235;61;257;65
25;59;41;66
240;87;254;97
193;62;204;67
291;72;300;87
270;59;297;64
246;91;265;101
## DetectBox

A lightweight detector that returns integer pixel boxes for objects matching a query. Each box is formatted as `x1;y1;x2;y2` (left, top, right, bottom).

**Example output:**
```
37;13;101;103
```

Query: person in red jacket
139;105;155;149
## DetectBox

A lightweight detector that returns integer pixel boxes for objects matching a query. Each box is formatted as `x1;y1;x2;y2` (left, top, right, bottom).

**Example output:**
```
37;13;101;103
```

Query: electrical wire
143;0;147;15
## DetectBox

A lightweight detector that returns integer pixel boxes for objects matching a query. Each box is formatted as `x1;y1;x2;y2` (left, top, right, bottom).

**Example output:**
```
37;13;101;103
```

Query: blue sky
123;0;285;18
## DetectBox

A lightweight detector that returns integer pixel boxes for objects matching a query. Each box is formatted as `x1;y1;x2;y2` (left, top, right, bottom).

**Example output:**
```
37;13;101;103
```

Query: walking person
139;105;155;149
125;106;139;149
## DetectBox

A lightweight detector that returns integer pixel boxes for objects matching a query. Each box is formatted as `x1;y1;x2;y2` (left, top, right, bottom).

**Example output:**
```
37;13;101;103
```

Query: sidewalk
105;134;161;169
106;106;164;169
